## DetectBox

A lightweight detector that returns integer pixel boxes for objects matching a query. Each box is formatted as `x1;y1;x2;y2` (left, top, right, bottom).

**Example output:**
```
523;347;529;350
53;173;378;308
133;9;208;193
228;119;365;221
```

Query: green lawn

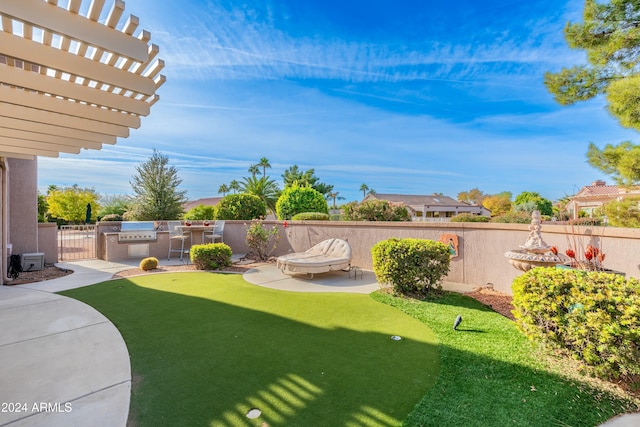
60;273;439;427
60;273;638;426
371;291;638;427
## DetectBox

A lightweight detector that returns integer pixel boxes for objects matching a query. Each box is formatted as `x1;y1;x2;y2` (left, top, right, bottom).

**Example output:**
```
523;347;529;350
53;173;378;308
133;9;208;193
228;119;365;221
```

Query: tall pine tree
129;150;187;220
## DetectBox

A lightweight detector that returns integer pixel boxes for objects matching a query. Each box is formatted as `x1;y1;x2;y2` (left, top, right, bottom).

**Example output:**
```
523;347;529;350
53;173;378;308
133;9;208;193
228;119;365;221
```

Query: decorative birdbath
504;210;566;272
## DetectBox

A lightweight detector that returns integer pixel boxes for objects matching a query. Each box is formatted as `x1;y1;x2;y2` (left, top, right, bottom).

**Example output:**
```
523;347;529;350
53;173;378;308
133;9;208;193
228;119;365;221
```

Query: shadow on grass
60;274;439;427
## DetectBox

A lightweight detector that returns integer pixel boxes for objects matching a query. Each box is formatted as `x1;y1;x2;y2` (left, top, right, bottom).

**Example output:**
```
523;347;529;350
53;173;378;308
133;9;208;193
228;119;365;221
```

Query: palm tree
258;157;271;177
218;183;229;196
248;164;260;178
326;191;345;209
241;175;281;214
359;183;369;199
229;180;241;194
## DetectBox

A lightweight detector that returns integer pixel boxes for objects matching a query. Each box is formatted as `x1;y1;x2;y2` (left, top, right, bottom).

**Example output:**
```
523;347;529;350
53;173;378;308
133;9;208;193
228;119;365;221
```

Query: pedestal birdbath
504;210;566;272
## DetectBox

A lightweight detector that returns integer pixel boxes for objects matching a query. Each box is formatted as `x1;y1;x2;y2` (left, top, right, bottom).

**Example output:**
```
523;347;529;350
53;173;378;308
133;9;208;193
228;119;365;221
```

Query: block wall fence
96;220;640;295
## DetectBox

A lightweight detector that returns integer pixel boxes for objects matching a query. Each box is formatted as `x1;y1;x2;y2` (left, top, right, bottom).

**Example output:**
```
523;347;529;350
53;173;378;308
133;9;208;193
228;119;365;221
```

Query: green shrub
100;213;123;221
183;204;216;221
276;183;328;220
291;212;330;221
449;213;489;223
568;217;603;226
139;257;159;271
190;243;232;270
490;211;532;223
342;200;410;221
215;194;266;220
512;268;640;379
245;219;280;260
372;238;450;296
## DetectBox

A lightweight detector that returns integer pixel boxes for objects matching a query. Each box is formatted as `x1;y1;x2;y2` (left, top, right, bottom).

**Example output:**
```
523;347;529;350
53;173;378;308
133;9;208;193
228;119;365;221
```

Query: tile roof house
362;193;490;221
0;1;164;283
183;197;223;212
566;180;640;219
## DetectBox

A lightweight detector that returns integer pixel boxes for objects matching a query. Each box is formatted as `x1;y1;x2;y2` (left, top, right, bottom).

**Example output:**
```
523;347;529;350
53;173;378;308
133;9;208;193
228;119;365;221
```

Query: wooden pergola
0;0;165;159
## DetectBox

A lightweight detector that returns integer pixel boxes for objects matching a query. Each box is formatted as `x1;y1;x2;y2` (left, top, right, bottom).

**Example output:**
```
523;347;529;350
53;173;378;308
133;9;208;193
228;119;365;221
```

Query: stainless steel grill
118;221;157;242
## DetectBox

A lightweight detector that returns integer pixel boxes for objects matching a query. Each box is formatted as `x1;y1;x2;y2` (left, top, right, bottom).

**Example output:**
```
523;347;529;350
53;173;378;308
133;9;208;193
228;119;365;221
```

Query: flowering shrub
512;268;640;379
245;219;280;260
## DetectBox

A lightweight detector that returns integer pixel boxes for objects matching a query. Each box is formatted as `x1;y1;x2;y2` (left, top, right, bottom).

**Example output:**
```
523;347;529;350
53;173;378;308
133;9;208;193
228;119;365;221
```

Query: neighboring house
566;180;640;220
0;2;163;284
183;197;223;212
362;193;490;221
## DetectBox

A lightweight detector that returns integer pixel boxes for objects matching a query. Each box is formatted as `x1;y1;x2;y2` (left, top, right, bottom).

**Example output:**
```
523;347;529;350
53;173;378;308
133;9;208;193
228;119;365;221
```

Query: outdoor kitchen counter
99;231;172;262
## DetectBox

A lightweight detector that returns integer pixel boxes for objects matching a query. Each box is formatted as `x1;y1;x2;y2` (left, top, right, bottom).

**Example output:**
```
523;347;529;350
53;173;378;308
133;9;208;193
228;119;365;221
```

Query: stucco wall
8;158;38;255
37;223;58;264
99;220;640;295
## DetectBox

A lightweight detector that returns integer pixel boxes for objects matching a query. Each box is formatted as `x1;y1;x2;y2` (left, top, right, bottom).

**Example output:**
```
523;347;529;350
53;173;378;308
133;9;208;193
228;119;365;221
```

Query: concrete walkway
0;259;637;427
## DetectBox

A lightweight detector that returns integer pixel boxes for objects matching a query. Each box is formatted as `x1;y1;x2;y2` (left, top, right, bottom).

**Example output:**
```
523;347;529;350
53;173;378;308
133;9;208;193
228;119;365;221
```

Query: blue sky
38;0;639;204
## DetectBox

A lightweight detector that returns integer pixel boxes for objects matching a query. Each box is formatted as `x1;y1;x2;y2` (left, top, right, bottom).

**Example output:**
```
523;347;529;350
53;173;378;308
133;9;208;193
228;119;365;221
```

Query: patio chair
203;220;225;243
167;221;191;260
276;238;352;279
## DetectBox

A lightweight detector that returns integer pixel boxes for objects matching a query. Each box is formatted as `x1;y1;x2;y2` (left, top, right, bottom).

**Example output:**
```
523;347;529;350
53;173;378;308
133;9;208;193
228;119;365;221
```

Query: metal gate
58;225;97;261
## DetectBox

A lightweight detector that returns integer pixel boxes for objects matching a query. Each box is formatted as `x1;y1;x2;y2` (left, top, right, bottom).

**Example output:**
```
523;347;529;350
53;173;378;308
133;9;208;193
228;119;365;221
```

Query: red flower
550;246;558;255
565;249;576;258
597;253;606;263
585;247;594;261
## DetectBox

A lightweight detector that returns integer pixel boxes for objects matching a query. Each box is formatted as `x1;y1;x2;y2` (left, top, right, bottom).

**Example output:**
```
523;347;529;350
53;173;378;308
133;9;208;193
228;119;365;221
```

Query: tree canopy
457;188;487;205
545;0;640;131
587;141;640;186
281;165;333;195
514;191;553;216
129;150;187;221
47;185;100;223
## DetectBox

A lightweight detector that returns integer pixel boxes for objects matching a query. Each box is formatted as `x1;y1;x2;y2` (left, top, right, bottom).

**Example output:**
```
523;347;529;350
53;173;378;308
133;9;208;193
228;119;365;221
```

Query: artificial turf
60;273;440;427
371;291;639;427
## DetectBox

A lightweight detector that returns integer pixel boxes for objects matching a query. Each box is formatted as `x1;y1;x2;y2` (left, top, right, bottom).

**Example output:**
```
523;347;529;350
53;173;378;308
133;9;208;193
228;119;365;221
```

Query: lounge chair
276;238;352;278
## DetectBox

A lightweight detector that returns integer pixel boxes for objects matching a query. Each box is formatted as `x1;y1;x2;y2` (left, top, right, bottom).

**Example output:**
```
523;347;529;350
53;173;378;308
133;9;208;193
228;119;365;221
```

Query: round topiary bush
215;194;266;220
291;212;330;221
276;183;328;220
372;238;450;296
139;257;159;271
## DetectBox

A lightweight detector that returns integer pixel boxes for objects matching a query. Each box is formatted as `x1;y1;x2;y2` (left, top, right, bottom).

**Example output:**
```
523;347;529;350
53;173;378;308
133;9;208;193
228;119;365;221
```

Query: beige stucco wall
7;158;38;256
98;220;640;295
37;223;58;264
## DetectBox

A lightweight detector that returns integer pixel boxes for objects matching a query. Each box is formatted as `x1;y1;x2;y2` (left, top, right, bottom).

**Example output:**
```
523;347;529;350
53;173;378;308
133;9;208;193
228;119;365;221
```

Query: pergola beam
0;127;102;150
0;31;156;95
2;0;149;62
0;85;141;129
0;102;130;138
0;63;151;115
0;136;82;155
0;116;117;144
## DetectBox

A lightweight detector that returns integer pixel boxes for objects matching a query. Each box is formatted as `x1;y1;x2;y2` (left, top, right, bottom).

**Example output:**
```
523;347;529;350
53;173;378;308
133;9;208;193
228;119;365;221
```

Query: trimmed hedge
190;243;232;270
215;194;266;220
372;238;450;296
291;212;330;221
342;200;410;221
512;268;640;379
449;213;489;223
